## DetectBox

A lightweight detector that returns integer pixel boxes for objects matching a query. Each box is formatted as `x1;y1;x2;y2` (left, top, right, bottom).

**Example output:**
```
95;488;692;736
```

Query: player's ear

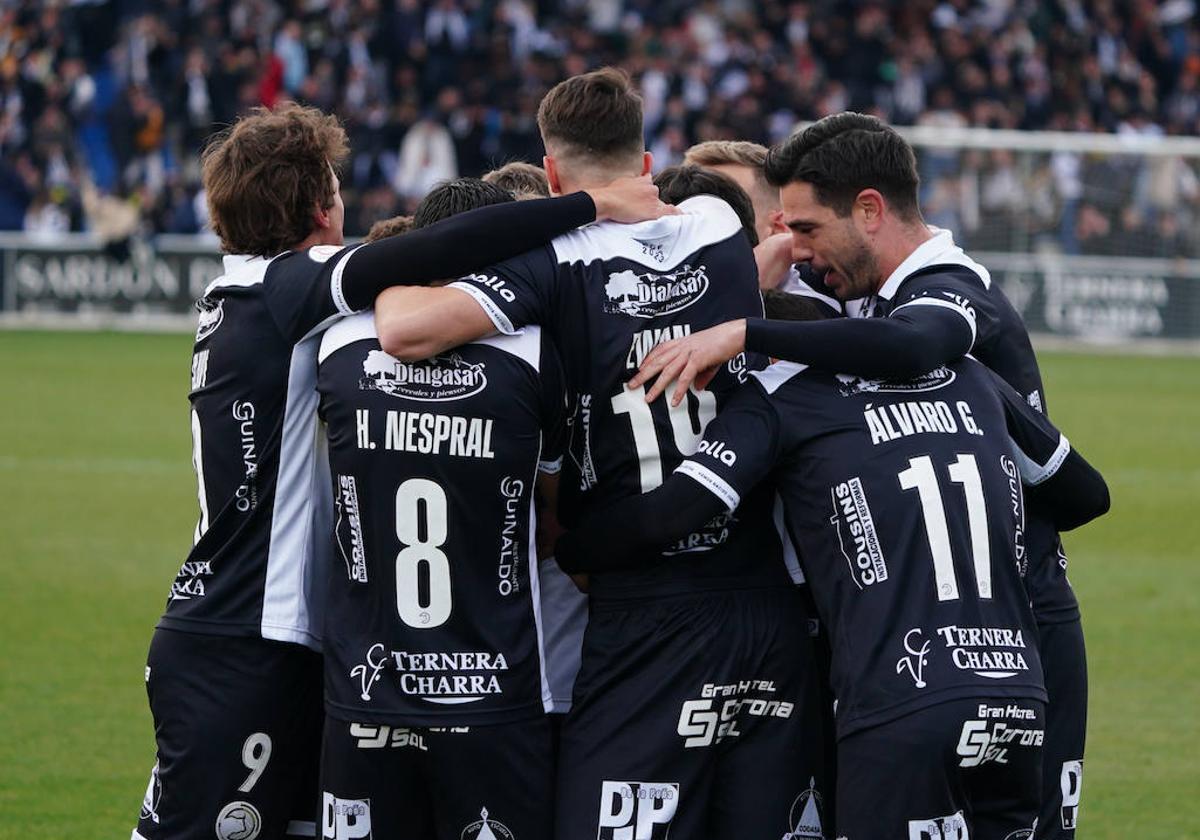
855;189;885;233
641;152;653;176
768;208;788;235
543;155;563;197
313;201;331;231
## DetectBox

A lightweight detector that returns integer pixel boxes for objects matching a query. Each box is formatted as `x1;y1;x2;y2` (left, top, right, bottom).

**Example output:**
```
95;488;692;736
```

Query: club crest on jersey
195;298;225;342
360;350;487;401
783;778;824;840
461;807;515;840
836;366;956;397
603;264;709;318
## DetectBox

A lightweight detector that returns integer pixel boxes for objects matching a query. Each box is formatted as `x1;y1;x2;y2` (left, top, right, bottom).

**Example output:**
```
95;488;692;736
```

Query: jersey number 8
394;478;451;628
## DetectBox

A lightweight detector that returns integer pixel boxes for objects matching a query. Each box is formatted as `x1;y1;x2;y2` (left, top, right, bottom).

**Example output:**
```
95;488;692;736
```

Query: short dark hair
202;103;348;257
762;289;833;321
764;112;921;220
482;161;550;198
536;67;644;164
653;165;760;247
412;178;514;229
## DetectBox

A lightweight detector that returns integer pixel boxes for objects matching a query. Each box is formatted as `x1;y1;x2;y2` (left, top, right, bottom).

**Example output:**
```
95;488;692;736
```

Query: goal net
897;126;1200;344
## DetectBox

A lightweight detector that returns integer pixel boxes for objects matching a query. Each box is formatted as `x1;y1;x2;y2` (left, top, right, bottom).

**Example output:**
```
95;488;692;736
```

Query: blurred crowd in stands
2;0;1199;257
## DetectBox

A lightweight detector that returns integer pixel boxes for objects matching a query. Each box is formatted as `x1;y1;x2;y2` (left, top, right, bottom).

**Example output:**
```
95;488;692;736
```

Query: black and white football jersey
674;358;1060;738
450;195;793;597
846;229;1074;619
316;313;567;724
159;246;364;648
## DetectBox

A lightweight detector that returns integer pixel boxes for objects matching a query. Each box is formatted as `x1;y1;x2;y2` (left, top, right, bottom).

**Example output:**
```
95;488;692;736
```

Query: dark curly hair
202;103;349;257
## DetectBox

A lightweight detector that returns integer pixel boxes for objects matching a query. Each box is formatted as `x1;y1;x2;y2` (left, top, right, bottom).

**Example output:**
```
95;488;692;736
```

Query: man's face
780;181;879;300
707;163;774;244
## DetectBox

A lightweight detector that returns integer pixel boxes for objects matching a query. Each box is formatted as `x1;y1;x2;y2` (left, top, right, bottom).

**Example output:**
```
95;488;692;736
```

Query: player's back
316;313;564;725
749;360;1048;737
161;249;354;647
452;194;789;598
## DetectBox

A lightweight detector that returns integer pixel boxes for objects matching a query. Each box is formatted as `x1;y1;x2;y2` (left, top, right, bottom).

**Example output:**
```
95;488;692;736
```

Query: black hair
653;164;760;246
764;112;921;220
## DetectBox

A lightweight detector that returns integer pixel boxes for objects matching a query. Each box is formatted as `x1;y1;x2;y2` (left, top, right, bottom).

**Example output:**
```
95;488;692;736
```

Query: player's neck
872;222;935;293
291;228;343;254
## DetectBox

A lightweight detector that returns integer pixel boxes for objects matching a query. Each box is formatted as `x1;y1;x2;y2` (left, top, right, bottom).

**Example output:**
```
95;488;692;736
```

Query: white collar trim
875;228;991;300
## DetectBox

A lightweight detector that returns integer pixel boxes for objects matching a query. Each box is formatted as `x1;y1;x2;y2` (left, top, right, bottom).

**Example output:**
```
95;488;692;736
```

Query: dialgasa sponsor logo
360;349;486;401
195;298;224;341
603;263;709;318
836;366;956;397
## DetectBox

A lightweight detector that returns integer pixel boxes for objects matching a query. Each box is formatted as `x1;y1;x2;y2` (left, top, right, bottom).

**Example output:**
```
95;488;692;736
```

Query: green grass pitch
0;330;1196;837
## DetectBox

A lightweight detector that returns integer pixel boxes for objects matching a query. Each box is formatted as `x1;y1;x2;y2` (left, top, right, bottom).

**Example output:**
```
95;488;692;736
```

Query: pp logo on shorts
322;794;372;839
597;782;678;840
907;810;969;840
215;801;262;840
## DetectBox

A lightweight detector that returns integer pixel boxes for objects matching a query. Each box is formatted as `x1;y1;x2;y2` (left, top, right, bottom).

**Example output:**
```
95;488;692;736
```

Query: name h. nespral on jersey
353;409;495;459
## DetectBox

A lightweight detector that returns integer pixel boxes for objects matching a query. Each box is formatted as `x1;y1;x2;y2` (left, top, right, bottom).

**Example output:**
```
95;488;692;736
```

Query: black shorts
837;698;1046;840
1034;618;1087;840
134;628;324;840
556;586;828;840
319;716;553;840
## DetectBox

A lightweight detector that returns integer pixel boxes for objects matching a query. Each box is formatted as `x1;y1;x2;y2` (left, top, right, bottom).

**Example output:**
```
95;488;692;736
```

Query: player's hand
588;175;680;224
629;319;748;407
569;573;590;594
755;232;794;290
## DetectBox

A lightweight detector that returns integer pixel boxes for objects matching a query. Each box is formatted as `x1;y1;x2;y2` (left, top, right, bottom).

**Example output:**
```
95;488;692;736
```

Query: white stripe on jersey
1011;432;1071;486
447;281;518;335
550;194;744;270
892;296;978;347
676;459;740;512
751;360;809;395
524;441;555;715
774;494;806;584
260;314;342;650
329;244;367;316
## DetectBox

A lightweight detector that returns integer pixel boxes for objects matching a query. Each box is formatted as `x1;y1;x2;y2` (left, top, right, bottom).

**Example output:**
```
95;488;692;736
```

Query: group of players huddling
133;67;1109;840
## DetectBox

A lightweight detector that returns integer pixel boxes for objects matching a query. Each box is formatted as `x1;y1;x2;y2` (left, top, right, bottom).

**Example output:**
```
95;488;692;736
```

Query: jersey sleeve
447;245;560;336
989;369;1070;486
261;245;361;344
674;382;783;513
892;266;1000;355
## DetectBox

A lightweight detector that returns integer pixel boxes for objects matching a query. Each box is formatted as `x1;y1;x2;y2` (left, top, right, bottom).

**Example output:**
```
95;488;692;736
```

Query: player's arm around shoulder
375;285;498;361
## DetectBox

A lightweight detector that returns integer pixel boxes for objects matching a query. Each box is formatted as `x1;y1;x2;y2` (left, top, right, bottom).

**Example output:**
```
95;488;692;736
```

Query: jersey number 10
898;454;993;602
612;385;717;492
